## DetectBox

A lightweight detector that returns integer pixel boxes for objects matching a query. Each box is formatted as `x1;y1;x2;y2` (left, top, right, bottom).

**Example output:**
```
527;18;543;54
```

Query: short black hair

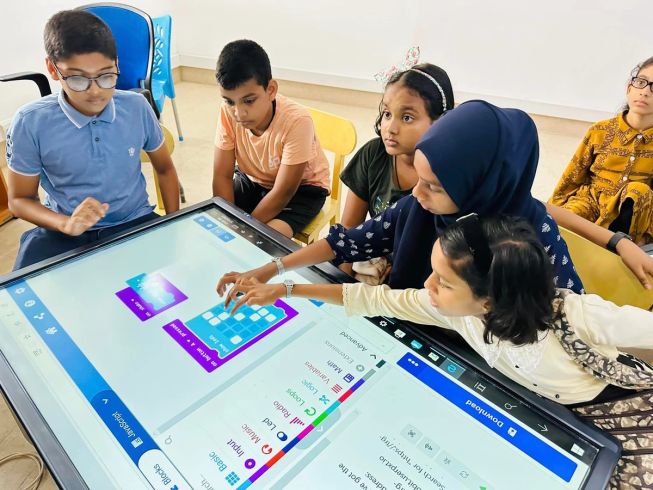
44;10;117;63
440;216;555;346
215;39;272;90
374;63;454;136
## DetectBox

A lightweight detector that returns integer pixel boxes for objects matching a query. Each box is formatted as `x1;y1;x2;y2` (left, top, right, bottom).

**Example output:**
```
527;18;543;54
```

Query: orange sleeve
215;105;236;151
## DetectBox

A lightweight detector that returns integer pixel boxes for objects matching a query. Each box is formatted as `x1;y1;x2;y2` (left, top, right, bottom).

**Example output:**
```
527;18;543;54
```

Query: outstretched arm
224;278;344;313
216;238;336;295
224;279;453;329
546;202;653;289
217;196;408;295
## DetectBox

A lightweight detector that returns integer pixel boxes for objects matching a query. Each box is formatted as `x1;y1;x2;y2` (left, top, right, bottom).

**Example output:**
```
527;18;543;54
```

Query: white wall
172;0;415;92
2;0;652;130
173;0;652;121
0;0;175;130
415;0;652;120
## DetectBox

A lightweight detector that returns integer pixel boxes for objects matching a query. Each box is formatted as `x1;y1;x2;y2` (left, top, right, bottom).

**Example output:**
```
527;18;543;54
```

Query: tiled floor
0;80;591;275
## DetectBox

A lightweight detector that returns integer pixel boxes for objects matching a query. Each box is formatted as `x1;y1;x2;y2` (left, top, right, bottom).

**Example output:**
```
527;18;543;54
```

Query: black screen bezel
0;198;621;489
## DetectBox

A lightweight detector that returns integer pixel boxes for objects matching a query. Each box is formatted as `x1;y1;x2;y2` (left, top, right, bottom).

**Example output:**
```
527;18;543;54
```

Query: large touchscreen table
0;200;618;489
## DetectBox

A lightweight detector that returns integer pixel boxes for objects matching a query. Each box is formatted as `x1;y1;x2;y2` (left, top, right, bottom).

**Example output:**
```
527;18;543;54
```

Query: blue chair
152;15;184;141
78;3;186;202
78;3;157;116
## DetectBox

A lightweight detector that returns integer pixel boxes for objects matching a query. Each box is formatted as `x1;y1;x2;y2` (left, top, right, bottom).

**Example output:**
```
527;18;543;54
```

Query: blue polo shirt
6;89;163;228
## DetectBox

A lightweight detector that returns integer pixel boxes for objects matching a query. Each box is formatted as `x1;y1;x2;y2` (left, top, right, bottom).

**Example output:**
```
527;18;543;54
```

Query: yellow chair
560;227;653;310
0;156;12;225
141;124;175;215
294;107;357;244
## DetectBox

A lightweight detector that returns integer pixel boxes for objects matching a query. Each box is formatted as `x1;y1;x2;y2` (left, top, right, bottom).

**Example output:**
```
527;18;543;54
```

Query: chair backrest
0;72;51;97
152;15;175;105
560;226;653;310
140;125;175;213
307;107;357;222
79;3;153;92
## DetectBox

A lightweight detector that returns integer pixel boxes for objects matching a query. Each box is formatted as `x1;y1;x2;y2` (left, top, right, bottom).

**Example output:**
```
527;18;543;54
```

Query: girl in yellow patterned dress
550;57;653;245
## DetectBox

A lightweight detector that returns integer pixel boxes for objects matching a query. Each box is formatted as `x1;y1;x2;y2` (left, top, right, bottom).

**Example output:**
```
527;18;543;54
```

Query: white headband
410;68;448;113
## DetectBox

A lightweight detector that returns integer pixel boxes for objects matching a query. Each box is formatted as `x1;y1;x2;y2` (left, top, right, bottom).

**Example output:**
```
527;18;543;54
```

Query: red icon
332;384;342;394
261;444;272;455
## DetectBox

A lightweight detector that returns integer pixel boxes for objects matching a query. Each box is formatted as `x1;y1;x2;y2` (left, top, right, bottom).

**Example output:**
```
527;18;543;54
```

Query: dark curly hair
374;63;454;137
439;215;555;345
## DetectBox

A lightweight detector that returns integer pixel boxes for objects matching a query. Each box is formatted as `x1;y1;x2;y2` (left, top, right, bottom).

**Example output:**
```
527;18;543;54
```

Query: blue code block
186;302;286;358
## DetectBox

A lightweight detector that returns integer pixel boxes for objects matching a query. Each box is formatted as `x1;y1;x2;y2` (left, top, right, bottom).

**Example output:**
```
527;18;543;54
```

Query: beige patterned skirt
574;390;653;490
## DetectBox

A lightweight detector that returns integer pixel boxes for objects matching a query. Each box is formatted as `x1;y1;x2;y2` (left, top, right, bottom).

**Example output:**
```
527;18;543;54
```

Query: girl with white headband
338;59;453;283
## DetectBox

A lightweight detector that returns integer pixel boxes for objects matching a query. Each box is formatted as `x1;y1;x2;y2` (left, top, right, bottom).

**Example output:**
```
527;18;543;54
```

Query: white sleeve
343;283;455;329
569;293;653;349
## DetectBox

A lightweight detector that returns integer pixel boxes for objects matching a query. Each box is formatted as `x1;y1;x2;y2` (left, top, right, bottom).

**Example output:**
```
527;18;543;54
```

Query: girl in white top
222;214;653;406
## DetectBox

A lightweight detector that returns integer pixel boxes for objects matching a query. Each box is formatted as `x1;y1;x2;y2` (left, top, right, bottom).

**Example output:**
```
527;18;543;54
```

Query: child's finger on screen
224;286;236;308
230;293;249;315
227;285;247;307
217;272;237;294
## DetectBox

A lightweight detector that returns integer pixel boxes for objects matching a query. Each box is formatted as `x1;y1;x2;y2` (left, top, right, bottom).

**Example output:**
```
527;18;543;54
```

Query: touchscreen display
0;205;601;489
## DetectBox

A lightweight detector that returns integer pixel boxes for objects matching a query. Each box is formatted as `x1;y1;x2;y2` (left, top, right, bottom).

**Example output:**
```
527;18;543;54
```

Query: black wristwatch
607;231;633;253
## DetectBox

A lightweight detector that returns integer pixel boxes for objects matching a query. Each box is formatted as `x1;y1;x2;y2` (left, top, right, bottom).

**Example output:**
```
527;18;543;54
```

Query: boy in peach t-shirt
212;39;330;237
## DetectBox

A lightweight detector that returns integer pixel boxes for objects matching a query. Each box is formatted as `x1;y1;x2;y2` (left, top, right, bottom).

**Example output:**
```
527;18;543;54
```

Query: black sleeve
340;138;384;203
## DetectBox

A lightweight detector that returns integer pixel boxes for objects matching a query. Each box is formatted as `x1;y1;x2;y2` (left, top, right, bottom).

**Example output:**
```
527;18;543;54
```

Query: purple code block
163;320;220;373
116;272;187;321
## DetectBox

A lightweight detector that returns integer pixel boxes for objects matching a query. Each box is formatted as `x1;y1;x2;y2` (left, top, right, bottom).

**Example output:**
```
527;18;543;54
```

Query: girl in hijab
217;101;653;295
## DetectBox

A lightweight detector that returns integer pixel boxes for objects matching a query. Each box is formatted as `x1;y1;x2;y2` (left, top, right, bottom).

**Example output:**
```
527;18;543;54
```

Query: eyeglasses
630;77;653;93
52;63;120;92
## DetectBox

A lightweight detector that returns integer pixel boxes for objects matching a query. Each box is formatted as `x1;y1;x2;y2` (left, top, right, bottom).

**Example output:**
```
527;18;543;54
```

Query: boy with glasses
6;10;179;270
